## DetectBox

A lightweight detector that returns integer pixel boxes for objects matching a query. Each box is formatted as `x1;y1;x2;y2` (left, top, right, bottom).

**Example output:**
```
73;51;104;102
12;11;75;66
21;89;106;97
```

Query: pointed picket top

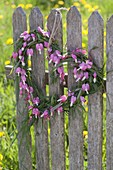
13;6;26;17
67;6;82;51
29;7;43;31
88;10;104;68
67;6;81;20
13;7;27;42
88;10;103;26
47;9;62;49
107;14;113;25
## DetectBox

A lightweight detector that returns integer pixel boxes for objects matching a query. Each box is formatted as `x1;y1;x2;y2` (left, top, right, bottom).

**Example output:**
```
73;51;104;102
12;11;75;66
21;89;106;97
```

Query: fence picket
29;7;49;170
13;7;32;170
67;6;83;170
106;15;113;170
88;11;104;170
47;9;65;170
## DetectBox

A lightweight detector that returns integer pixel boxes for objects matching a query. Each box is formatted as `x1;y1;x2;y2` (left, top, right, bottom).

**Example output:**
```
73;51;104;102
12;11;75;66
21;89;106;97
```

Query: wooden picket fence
5;5;113;170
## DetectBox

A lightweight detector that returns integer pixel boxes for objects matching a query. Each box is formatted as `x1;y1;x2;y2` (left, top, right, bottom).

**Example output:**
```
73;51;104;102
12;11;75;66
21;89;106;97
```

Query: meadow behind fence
5;5;113;170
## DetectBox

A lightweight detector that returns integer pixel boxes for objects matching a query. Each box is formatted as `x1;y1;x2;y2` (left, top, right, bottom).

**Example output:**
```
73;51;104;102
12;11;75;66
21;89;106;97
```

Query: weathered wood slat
29;7;49;170
13;7;32;170
67;6;83;170
88;11;104;170
106;15;113;170
47;9;65;170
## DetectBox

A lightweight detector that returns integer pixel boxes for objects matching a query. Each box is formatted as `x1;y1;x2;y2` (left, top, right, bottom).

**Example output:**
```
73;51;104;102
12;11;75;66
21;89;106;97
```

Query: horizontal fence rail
5;5;113;170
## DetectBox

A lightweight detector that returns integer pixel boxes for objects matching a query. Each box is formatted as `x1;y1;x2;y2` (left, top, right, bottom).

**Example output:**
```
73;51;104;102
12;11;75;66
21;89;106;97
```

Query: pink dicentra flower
86;60;92;69
76;72;83;82
93;72;97;83
70;96;76;107
20;31;30;41
57;67;65;82
32;108;40;118
28;105;33;110
41;110;49;119
32;97;40;105
57;95;67;103
79;62;87;71
36;43;43;54
16;67;21;76
27;48;33;57
82;83;90;94
80;96;86;105
44;41;49;48
82;72;89;81
37;26;50;38
57;106;63;115
71;54;77;63
12;52;18;59
68;90;74;97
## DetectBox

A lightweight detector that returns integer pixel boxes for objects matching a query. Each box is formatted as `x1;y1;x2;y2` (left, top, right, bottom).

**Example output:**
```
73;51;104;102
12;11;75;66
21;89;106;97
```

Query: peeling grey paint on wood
13;7;32;170
67;6;83;170
88;11;104;170
47;9;65;170
29;7;49;170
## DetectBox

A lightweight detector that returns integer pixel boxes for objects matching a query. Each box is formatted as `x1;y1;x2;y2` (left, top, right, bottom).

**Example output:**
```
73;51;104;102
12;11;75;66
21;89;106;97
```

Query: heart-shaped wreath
11;25;103;124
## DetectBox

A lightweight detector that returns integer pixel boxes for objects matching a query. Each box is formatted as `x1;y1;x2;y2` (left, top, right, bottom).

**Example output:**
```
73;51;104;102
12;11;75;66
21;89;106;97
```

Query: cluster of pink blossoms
11;26;100;121
66;49;97;107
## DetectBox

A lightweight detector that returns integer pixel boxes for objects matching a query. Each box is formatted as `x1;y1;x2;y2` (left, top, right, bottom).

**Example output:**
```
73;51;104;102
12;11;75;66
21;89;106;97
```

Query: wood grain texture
88;11;103;170
106;15;113;170
29;7;49;170
13;7;32;170
47;9;65;170
67;6;83;170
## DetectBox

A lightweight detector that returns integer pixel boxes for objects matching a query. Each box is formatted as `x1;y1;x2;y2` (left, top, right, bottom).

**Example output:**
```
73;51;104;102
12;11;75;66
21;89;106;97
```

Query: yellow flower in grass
80;0;86;5
54;4;59;8
84;4;91;9
6;38;13;45
0;15;3;19
5;60;10;65
11;4;16;9
18;4;25;8
88;8;95;13
0;132;4;137
83;130;88;138
25;4;33;9
58;1;64;5
93;5;99;10
73;2;80;7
